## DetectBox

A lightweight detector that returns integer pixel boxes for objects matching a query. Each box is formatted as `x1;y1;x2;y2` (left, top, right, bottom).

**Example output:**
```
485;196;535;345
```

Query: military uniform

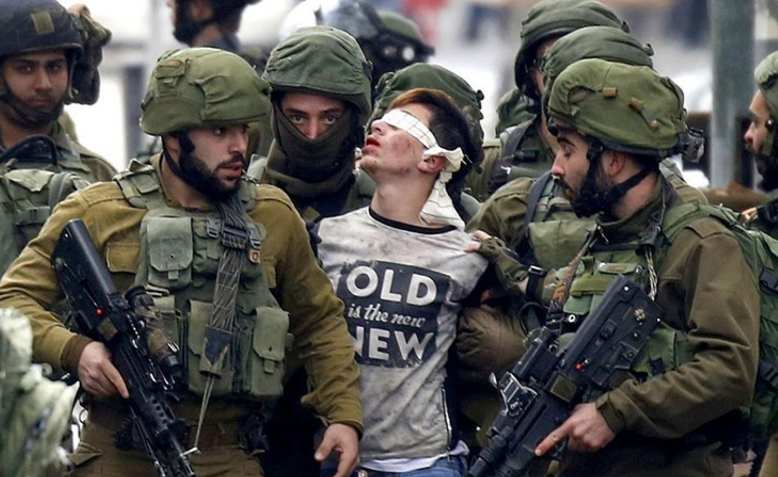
461;24;660;376
539;58;759;477
0;1;116;275
0;154;362;476
740;51;778;477
0;48;362;476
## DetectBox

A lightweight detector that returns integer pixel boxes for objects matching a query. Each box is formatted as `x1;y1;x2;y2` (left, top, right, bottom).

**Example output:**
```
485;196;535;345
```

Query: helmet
173;0;259;45
541;26;654;110
514;0;626;99
495;88;537;135
263;25;372;126
756;51;778;121
371;63;485;164
0;0;82;59
547;58;686;157
140;48;271;135
281;1;433;90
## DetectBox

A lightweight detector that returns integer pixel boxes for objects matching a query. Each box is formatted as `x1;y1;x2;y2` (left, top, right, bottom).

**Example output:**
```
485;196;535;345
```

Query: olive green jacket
49;122;117;181
0;155;362;432
562;177;759;476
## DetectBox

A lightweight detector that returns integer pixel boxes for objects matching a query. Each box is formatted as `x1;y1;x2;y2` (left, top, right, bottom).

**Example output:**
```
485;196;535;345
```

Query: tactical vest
517;171;593;271
0;169;86;275
114;162;290;401
558;174;710;380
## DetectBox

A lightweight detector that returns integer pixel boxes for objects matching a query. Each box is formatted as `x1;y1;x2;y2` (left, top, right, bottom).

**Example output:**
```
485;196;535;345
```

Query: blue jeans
321;455;467;477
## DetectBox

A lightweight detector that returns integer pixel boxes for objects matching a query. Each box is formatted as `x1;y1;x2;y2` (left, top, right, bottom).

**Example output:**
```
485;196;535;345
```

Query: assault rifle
52;218;196;477
468;276;661;477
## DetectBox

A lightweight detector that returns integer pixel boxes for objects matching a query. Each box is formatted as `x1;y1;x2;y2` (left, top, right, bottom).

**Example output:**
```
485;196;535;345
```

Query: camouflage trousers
68;404;263;477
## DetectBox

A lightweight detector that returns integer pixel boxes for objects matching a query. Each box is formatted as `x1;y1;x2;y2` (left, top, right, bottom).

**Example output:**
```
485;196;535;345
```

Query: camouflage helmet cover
756;51;778;121
0;0;82;59
371;63;485;163
541;25;654;111
547;58;686;156
263;26;372;125
140;47;271;135
514;0;627;96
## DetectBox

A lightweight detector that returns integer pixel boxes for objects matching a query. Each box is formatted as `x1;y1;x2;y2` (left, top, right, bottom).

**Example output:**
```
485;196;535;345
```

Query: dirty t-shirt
316;207;487;464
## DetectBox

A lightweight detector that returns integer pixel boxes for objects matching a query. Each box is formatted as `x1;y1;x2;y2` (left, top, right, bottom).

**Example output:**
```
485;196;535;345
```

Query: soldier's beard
0;90;63;130
172;1;201;45
754;153;778;191
165;134;245;202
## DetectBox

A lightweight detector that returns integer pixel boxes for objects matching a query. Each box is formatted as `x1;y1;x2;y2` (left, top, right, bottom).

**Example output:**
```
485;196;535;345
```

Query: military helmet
495;88;537;135
514;0;626;98
541;26;654;110
547;58;686;157
263;25;372;125
371;63;485;165
140;48;271;135
0;0;82;59
756;51;778;121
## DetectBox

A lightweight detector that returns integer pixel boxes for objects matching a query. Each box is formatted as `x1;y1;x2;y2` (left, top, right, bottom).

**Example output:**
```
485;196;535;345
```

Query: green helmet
547;58;686;157
514;0;627;98
541;26;653;108
263;25;372;126
0;0;82;59
371;63;485;162
0;308;77;477
140;47;271;135
495;88;538;135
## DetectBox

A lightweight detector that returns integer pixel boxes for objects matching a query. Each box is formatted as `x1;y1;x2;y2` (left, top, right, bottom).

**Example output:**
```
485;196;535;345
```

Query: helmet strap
570;140;652;217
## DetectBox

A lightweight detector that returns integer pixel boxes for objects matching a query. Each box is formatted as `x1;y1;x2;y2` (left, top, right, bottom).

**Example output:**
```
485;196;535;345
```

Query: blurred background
58;0;778;189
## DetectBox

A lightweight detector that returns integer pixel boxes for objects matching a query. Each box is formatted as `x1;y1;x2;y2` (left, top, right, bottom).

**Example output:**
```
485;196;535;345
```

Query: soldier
247;26;373;223
529;58;759;476
469;0;628;201
163;0;274;157
316;87;487;476
0;48;361;477
461;26;662;374
741;51;778;477
0;0;116;275
0;0;115;181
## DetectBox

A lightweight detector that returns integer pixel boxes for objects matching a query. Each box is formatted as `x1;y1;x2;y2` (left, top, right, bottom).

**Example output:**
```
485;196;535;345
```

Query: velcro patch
31;11;55;35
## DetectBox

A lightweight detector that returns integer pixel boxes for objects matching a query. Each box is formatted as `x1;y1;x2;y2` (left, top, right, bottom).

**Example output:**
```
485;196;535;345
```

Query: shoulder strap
523;171;553;228
501;119;536;162
513;171;554;266
114;159;165;209
47;171;87;209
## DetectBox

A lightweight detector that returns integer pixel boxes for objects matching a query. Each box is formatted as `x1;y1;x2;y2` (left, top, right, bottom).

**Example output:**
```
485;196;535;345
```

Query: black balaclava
272;101;358;182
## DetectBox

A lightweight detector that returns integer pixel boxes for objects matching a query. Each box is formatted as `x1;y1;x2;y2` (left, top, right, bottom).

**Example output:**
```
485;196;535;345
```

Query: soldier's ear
161;134;181;158
601;150;628;178
189;0;213;22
